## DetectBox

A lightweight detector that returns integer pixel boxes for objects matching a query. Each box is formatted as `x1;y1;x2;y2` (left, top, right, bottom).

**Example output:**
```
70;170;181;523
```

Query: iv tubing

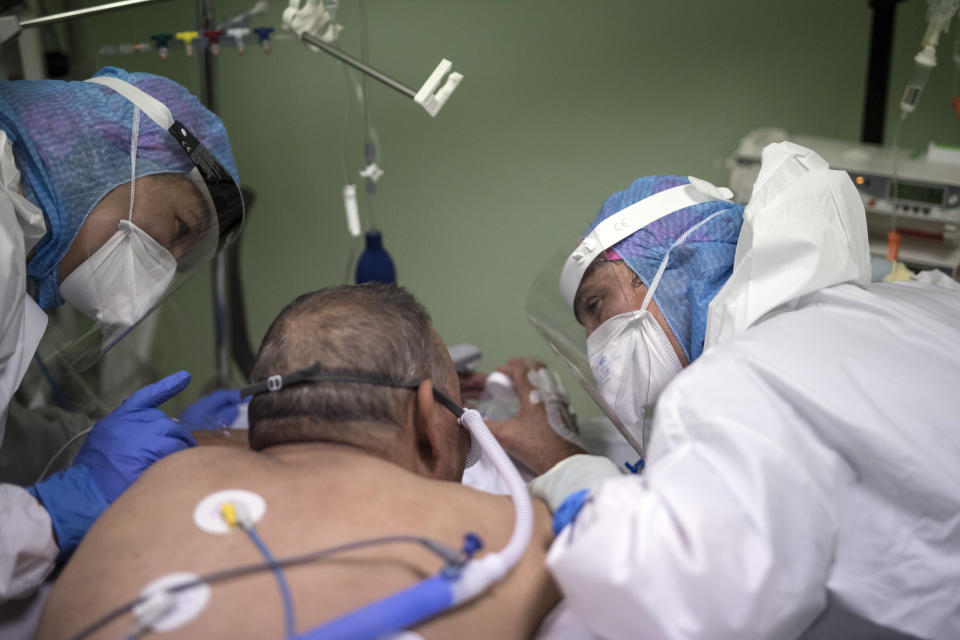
888;111;906;260
455;409;533;586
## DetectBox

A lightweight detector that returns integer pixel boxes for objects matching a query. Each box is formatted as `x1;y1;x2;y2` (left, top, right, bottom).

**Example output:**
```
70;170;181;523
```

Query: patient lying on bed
38;284;563;640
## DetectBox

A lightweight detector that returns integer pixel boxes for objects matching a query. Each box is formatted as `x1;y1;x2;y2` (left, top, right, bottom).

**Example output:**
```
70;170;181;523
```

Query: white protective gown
0;132;59;601
545;142;960;640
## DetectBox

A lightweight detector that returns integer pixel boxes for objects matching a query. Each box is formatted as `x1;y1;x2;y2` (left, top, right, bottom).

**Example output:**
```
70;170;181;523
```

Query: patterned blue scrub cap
587;175;745;362
0;66;239;308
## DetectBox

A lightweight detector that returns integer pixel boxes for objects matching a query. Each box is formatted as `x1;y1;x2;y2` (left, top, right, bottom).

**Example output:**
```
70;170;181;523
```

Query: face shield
49;76;244;372
526;178;733;457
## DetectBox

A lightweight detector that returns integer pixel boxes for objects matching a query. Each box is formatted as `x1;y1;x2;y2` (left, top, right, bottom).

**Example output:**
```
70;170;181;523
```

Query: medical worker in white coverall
516;142;960;639
0;67;244;605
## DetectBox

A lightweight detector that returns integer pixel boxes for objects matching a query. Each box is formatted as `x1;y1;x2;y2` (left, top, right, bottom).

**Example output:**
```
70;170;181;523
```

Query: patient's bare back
38;444;559;639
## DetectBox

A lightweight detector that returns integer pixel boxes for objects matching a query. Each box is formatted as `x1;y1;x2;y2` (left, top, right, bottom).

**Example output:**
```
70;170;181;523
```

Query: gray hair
248;284;450;450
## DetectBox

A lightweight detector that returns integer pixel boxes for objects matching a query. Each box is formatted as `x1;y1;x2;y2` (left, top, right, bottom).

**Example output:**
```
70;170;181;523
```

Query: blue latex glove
29;370;195;556
179;388;242;429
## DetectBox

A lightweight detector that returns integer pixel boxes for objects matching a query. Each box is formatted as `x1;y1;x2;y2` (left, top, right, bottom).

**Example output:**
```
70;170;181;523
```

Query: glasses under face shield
526;178;734;457
48;76;244;372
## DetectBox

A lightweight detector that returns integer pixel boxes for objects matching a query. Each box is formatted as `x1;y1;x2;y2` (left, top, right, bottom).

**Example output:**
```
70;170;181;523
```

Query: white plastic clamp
414;59;463;117
359;163;384;183
282;0;342;45
343;184;361;237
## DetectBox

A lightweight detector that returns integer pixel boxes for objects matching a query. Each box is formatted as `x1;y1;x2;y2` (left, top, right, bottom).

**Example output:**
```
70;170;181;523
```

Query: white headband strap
86;76;175;130
559;177;733;310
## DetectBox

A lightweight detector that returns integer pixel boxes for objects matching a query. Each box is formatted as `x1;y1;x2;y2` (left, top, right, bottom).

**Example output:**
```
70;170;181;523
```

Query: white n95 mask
583;207;724;436
60;104;177;350
60;218;176;336
586;309;683;432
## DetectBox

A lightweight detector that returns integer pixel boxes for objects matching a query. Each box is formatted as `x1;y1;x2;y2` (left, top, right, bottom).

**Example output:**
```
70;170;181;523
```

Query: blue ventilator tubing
293;573;455;640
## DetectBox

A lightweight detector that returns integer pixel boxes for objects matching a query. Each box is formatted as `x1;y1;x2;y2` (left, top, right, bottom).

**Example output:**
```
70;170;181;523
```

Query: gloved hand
179;388;242;429
29;370;195;557
529;454;622;512
486;358;587;474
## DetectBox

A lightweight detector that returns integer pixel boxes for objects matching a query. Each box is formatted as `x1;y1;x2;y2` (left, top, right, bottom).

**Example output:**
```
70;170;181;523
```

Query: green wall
69;0;960;415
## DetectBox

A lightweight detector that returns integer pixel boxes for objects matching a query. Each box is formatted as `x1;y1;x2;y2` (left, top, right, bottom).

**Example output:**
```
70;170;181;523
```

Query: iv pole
193;0;233;389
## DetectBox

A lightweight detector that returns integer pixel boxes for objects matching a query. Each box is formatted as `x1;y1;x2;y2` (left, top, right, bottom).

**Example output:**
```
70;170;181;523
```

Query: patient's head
248;284;468;480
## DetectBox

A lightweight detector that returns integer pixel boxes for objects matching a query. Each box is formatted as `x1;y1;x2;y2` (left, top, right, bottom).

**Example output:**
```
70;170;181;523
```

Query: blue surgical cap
587;175;744;362
0;66;239;308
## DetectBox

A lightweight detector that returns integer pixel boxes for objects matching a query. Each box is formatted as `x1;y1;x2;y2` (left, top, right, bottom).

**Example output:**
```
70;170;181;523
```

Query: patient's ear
413;379;459;481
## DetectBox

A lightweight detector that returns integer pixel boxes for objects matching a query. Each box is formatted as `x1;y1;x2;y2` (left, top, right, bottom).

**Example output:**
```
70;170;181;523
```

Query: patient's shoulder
144;441;258;475
122;443;262;499
40;448;560;640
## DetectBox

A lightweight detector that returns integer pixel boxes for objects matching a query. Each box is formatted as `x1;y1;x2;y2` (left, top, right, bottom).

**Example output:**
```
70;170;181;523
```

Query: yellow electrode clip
220;501;239;529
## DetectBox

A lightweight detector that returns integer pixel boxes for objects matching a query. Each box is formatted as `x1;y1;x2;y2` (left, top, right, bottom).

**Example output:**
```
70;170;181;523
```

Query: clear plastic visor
526;226;657;457
46;169;221;373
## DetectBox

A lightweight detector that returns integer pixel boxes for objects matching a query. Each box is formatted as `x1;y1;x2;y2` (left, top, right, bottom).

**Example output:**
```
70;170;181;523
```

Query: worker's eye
173;215;191;246
584;296;601;317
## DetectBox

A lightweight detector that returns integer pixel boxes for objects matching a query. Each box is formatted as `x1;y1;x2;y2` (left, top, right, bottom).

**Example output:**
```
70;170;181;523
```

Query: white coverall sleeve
546;374;846;640
0;133;48;438
0;484;58;601
534;599;601;639
0;192;28;436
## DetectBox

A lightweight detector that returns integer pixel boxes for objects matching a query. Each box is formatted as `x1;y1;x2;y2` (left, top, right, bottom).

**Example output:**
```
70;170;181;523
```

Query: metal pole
861;0;905;144
300;31;417;99
19;0;172;28
197;0;216;110
213;254;229;387
196;0;230;388
63;0;92;79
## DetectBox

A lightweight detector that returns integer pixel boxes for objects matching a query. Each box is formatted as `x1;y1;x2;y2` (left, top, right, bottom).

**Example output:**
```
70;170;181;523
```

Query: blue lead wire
244;526;297;638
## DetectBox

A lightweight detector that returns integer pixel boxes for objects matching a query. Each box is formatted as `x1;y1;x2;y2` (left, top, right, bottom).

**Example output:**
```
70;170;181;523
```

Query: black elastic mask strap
239;365;463;419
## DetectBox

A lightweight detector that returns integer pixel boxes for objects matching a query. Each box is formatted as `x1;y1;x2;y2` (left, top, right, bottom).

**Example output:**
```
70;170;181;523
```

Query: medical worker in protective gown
0;67;244;605
523;141;960;639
